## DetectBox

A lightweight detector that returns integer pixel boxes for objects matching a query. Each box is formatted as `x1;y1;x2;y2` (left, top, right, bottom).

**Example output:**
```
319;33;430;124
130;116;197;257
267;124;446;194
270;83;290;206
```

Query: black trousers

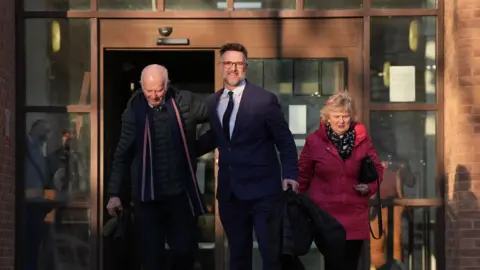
135;194;198;270
324;240;363;270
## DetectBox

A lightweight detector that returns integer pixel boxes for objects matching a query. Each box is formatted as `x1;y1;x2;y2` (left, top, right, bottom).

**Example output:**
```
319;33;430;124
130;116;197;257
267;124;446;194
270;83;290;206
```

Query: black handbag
360;156;383;240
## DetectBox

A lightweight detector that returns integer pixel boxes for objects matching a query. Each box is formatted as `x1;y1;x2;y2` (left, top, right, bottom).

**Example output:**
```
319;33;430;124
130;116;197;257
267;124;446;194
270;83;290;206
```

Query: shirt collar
222;80;246;97
148;97;166;108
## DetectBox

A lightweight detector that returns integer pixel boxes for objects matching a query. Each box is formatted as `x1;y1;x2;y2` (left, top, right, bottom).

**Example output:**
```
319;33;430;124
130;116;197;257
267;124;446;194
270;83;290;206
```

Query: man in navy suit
197;43;299;270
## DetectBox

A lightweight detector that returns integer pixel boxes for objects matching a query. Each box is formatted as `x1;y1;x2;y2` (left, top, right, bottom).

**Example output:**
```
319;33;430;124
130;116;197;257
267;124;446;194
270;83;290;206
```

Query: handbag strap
369;177;384;240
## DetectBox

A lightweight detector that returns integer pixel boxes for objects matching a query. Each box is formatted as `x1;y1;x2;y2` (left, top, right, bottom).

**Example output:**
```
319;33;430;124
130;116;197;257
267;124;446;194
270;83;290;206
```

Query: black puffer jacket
107;87;209;198
269;190;347;270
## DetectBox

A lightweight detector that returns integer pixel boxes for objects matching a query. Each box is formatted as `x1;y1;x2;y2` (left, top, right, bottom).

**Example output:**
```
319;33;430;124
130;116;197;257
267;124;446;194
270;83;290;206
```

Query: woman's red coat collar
317;120;368;146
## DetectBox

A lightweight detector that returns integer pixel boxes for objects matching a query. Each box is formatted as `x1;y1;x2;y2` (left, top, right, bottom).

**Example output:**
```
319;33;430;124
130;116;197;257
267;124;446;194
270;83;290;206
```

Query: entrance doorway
98;18;363;270
102;50;217;270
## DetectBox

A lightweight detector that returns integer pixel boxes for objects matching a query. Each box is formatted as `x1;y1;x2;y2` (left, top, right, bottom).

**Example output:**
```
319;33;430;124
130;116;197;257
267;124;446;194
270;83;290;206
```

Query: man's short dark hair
220;43;248;59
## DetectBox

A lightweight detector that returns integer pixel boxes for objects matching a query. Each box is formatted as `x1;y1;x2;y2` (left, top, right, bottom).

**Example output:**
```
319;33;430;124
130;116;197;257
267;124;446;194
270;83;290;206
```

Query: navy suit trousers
219;194;281;270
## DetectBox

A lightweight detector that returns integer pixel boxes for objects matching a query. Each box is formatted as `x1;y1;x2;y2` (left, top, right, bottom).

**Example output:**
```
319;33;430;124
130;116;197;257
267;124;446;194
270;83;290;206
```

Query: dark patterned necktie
222;91;234;140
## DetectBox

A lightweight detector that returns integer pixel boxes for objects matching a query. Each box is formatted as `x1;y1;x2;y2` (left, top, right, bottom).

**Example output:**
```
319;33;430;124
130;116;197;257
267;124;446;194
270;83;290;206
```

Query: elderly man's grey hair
139;64;170;90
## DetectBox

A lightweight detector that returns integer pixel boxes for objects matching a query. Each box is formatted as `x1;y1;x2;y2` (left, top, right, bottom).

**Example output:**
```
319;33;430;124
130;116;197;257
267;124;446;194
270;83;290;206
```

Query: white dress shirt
217;80;246;139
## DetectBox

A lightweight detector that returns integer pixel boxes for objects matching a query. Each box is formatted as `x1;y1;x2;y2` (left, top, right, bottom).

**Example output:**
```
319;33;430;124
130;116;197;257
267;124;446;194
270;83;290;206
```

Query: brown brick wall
0;0;15;268
444;0;480;269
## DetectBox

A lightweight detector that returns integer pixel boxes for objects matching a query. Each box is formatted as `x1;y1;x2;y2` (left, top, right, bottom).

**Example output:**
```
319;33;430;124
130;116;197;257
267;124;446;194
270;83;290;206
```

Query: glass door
245;57;355;270
220;18;363;270
99;46;225;270
22;18;94;270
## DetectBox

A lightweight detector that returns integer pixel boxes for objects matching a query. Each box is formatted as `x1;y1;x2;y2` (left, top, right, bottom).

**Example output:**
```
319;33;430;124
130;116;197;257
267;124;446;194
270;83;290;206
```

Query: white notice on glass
389;66;416;102
289;105;307;135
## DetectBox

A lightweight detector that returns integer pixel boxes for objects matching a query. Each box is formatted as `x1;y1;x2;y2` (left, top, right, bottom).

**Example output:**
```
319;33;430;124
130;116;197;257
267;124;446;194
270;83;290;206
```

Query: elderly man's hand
283;179;299;193
106;196;123;216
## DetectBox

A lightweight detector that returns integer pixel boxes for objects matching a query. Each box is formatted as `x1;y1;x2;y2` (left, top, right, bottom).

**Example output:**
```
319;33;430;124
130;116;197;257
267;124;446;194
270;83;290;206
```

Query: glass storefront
370;16;437;104
25;19;91;106
368;12;440;270
19;1;443;269
24;113;91;270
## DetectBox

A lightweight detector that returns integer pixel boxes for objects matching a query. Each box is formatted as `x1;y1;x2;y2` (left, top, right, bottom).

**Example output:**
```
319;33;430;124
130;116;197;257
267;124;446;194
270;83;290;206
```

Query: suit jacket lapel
231;83;252;141
209;90;223;135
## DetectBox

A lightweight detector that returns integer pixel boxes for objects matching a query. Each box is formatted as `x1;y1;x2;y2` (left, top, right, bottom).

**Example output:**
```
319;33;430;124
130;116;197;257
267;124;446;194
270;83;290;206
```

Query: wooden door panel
100;18;363;117
100;19;362;50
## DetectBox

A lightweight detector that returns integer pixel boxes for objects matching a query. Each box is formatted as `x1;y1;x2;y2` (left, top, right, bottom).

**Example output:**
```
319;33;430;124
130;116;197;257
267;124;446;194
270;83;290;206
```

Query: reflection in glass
370;17;436;104
98;0;156;10
247;58;348;158
25;19;91;106
24;0;89;10
264;59;293;95
247;59;348;269
372;0;436;9
305;0;361;9
294;60;346;96
247;60;264;87
24;113;91;270
193;90;216;268
233;0;295;10
369;206;438;269
196;149;216;244
165;0;226;10
370;111;436;198
190;144;216;269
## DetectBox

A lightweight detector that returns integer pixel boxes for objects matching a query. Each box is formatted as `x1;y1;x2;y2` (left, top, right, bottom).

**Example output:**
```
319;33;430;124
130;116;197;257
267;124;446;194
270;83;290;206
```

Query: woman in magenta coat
298;91;384;270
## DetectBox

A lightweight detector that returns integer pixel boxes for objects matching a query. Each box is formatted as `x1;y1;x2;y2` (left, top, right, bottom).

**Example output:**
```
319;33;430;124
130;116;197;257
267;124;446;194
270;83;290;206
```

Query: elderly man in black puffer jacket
106;64;209;270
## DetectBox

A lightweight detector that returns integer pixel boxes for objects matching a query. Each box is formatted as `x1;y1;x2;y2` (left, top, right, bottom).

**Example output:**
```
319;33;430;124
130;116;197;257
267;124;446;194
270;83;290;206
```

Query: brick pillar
444;0;480;269
0;0;15;266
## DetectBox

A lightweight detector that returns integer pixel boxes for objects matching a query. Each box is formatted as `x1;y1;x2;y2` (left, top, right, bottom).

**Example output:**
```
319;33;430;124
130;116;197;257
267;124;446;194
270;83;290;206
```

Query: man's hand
106;196;123;216
283;179;299;193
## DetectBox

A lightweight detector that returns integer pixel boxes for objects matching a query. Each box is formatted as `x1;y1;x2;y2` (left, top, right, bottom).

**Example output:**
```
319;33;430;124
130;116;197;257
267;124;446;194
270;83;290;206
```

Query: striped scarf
134;94;206;217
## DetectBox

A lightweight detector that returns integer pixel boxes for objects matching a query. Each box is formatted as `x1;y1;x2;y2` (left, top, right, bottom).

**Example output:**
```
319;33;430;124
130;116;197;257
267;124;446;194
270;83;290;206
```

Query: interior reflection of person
370;157;416;269
297;91;384;270
48;130;85;196
24;119;54;270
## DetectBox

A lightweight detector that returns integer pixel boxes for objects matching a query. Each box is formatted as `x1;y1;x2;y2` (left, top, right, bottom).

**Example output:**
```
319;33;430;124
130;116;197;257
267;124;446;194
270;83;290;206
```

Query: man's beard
224;76;244;87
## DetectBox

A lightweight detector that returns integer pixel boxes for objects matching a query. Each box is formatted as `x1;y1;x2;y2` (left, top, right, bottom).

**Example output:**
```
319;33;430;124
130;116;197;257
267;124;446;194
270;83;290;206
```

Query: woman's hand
353;184;370;196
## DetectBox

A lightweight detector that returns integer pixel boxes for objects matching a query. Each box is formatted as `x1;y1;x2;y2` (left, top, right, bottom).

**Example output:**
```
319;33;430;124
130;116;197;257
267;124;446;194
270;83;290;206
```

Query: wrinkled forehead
329;109;350;117
142;77;165;90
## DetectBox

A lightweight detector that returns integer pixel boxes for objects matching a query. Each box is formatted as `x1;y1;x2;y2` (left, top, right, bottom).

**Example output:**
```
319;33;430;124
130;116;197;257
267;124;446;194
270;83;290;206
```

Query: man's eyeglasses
221;61;247;69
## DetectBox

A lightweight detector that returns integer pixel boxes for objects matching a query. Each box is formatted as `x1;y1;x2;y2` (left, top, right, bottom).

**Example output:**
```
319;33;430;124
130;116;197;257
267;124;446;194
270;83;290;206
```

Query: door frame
98;47;226;270
98;18;363;270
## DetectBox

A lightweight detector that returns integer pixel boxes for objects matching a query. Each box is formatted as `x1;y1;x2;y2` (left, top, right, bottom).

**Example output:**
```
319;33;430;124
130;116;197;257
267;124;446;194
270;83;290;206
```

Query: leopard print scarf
326;123;356;160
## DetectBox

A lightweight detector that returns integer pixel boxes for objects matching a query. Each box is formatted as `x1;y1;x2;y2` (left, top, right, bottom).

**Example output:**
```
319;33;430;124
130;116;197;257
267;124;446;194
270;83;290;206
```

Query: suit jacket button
228;148;232;151
228;166;232;170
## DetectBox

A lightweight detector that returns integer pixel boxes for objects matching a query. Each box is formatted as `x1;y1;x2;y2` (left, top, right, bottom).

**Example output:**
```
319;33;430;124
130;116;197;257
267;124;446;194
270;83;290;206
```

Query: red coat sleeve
366;137;384;196
298;137;314;194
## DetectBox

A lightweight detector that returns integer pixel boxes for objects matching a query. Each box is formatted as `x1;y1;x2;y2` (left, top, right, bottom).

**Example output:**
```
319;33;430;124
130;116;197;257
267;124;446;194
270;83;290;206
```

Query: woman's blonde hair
320;91;356;121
